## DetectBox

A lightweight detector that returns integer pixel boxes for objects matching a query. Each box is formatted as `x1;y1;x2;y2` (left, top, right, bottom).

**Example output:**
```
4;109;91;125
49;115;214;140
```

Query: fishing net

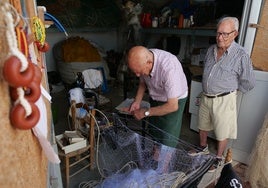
245;112;268;188
87;112;215;188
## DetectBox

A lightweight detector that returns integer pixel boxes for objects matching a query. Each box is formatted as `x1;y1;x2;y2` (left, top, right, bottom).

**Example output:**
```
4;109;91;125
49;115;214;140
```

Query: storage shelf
47;27;117;33
140;27;216;37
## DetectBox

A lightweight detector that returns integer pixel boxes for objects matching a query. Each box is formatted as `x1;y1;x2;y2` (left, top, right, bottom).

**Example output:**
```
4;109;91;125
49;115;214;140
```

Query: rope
2;2;32;116
3;3;28;72
66;106;107;178
14;87;32;116
86;111;104;177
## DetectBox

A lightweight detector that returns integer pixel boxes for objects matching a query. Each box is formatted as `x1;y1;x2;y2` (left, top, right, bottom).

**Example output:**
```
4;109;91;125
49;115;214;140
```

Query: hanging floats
10;102;40;130
3;56;34;87
1;3;42;130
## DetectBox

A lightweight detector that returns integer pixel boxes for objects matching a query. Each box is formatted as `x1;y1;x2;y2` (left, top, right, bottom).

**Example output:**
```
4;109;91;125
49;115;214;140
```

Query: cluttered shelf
46;27;118;33
140;27;216;37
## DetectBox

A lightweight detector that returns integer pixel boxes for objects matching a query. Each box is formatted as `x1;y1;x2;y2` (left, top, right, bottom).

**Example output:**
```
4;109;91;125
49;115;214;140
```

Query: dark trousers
148;97;187;148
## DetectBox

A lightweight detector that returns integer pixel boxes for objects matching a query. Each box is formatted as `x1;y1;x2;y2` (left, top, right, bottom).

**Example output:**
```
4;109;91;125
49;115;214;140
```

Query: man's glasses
216;30;236;39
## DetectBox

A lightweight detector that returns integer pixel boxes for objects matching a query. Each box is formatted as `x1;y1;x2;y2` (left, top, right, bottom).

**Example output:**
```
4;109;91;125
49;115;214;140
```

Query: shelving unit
140;27;216;49
47;27;117;33
140;27;216;36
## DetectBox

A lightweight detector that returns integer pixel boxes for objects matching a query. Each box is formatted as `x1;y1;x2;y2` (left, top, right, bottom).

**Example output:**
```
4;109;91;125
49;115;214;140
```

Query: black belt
204;91;234;98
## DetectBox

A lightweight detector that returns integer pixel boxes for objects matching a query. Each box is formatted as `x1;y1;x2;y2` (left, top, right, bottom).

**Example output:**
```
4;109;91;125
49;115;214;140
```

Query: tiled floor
51;82;250;188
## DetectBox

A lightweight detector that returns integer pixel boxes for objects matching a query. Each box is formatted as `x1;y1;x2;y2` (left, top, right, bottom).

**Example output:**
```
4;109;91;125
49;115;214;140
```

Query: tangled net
84;112;215;188
245;112;268;188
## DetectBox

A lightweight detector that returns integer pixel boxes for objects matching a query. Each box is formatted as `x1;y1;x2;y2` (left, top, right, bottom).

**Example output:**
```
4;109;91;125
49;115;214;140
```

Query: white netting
245;112;268;188
84;112;215;188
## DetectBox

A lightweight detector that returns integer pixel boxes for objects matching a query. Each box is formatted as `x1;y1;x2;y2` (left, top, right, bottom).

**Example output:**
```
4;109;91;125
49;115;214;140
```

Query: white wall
45;29;119;72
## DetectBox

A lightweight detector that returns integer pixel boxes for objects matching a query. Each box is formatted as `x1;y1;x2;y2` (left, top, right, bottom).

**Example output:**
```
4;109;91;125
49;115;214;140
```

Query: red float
10;102;40;130
32;64;42;83
3;56;34;87
35;41;50;52
10;81;41;102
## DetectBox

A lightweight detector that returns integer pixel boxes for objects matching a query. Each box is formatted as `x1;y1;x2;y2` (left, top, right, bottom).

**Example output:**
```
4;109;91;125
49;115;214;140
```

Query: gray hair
217;17;239;31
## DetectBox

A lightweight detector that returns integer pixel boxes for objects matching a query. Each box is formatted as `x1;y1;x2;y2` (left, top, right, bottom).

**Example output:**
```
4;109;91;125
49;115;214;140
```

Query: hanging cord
67;106;113;178
86;110;104;178
79;110;139;188
44;12;68;37
78;110;103;188
2;3;32;115
86;109;123;178
14;87;32;116
0;2;20;26
3;4;29;72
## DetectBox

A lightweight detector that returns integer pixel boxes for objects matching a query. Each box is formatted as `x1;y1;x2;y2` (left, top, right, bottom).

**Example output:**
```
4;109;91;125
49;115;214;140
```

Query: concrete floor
51;82;249;188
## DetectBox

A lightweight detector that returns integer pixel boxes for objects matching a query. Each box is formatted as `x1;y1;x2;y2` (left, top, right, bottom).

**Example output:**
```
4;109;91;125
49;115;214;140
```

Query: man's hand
133;108;147;120
129;100;140;112
119;107;131;114
119;100;141;115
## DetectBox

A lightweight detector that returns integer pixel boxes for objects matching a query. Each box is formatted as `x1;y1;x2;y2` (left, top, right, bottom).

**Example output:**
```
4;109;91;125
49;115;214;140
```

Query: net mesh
88;112;214;188
245;112;268;188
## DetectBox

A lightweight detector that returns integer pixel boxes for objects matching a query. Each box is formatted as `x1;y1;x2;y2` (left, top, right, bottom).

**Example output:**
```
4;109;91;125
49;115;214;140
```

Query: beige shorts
198;91;237;141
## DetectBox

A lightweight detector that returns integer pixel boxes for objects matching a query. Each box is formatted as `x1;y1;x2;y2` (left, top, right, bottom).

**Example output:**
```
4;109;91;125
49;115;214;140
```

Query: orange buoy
10;81;41;102
10;103;40;130
3;56;34;87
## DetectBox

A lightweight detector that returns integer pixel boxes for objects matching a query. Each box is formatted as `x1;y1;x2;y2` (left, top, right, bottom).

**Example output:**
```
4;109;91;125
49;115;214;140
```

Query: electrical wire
44;12;68;37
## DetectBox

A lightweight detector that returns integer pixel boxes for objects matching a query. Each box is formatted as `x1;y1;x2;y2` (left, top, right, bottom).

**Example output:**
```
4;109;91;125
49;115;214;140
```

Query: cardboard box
56;133;87;154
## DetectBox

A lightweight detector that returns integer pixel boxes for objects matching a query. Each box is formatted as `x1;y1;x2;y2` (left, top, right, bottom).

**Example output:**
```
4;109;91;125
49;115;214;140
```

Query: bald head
127;46;153;76
128;46;148;67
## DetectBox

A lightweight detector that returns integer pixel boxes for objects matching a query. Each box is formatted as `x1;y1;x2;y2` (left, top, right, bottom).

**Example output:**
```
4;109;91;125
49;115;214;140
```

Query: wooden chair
57;101;95;188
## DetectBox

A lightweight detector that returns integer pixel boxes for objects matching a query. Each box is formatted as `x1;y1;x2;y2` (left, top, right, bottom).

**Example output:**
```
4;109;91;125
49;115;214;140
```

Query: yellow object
62;37;101;62
31;16;46;45
225;148;232;163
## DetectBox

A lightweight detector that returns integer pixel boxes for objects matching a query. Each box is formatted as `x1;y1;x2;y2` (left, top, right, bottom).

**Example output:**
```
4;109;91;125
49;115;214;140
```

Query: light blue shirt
202;42;255;94
140;49;188;102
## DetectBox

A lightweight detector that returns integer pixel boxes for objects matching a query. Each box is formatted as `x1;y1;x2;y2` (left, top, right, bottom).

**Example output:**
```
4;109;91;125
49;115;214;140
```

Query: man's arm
148;97;178;116
239;55;256;93
135;81;146;103
129;81;146;112
133;97;179;120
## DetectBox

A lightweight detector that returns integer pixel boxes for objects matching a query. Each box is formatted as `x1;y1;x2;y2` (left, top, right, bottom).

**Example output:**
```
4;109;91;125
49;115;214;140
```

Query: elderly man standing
126;46;188;148
192;17;255;172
